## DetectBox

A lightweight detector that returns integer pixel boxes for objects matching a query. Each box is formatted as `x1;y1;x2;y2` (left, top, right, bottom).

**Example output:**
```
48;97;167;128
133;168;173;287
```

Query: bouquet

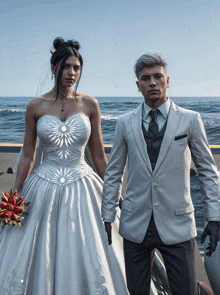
0;188;30;229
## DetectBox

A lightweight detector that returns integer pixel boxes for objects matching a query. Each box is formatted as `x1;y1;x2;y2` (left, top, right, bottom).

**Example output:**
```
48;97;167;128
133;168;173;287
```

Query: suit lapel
131;103;152;173
153;101;182;173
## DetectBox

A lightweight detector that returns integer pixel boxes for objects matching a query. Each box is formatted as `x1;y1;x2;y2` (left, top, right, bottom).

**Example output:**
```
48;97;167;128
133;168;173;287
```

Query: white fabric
0;113;135;295
102;100;220;244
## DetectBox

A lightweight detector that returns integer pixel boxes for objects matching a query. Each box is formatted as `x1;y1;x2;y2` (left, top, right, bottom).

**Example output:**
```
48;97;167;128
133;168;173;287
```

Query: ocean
1;95;220;255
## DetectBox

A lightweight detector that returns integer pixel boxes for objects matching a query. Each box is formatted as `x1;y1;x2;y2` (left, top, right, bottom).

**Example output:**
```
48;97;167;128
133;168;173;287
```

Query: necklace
52;88;72;114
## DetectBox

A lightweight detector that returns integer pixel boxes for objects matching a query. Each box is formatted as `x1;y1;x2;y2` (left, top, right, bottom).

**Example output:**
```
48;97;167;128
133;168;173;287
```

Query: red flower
12;222;16;227
13;206;23;214
3;220;9;225
16;197;24;204
11;212;18;220
6;203;14;212
0;212;5;218
0;202;7;209
12;192;18;198
8;196;16;206
23;201;27;206
5;211;12;218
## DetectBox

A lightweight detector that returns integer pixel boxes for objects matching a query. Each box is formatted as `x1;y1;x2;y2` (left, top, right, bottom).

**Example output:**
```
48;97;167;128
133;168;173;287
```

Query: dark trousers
123;215;197;295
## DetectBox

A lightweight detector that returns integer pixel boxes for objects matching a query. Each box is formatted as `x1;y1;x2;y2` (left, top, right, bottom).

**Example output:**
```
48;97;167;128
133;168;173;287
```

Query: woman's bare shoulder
26;93;53;115
78;93;99;108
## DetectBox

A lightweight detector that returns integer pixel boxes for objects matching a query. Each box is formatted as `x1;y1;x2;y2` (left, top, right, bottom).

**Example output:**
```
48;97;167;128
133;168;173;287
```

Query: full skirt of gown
0;113;157;295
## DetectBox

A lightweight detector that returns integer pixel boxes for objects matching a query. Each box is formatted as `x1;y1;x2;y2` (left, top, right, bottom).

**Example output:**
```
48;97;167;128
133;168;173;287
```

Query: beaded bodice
34;113;93;185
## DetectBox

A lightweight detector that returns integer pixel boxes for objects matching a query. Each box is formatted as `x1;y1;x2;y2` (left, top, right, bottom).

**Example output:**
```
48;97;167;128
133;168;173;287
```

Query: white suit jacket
101;101;220;245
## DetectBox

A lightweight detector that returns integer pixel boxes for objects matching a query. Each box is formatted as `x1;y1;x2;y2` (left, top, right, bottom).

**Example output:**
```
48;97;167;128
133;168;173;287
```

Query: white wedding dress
0;113;131;295
0;113;158;295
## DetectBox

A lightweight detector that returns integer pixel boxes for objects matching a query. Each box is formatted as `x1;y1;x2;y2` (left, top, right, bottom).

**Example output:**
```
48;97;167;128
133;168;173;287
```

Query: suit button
155;205;159;209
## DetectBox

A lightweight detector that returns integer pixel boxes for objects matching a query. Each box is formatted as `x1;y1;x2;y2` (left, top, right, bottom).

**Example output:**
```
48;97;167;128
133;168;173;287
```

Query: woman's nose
69;67;75;75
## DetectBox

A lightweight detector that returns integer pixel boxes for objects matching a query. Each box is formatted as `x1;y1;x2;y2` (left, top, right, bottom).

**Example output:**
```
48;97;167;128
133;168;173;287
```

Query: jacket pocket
122;202;133;212
174;134;188;141
175;204;194;215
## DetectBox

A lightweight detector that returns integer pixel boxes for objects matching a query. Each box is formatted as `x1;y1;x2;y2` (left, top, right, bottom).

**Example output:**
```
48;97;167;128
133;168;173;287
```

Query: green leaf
2;225;5;230
14;188;17;193
9;188;13;196
19;222;22;227
0;209;6;212
1;192;8;202
16;200;23;206
23;212;28;216
26;202;31;206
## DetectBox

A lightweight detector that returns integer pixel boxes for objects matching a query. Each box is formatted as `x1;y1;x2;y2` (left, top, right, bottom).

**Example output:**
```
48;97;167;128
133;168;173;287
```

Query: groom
101;53;220;295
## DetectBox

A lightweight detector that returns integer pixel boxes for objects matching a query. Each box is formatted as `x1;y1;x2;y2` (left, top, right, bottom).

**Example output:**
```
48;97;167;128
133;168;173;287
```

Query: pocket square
174;134;188;141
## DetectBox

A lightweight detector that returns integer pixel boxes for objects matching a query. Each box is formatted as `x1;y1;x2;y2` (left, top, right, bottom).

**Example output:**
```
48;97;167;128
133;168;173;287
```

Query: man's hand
201;221;220;257
104;222;112;245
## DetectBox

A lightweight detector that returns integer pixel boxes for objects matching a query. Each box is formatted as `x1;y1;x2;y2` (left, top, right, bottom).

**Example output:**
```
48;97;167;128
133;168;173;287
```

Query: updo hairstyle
51;37;83;98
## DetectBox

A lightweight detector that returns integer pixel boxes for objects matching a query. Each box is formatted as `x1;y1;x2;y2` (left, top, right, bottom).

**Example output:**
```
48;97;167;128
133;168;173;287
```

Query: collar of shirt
142;98;171;121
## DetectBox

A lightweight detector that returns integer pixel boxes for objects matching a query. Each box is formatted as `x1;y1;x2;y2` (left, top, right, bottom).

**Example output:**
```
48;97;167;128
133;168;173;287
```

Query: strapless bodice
34;113;93;185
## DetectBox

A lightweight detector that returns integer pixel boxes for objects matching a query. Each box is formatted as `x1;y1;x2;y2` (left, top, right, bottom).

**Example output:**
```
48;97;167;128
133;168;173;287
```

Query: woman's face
52;55;81;90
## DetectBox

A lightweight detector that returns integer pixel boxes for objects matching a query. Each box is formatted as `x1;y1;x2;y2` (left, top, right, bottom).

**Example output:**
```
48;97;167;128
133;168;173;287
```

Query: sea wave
0;108;26;113
101;114;119;120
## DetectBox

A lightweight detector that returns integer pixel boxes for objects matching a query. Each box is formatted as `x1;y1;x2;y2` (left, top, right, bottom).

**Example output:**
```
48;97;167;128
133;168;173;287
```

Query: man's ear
136;81;140;91
166;76;170;88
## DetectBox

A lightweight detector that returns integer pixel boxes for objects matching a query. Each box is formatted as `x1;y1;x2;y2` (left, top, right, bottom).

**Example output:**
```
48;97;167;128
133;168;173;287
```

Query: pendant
61;99;65;114
52;88;72;115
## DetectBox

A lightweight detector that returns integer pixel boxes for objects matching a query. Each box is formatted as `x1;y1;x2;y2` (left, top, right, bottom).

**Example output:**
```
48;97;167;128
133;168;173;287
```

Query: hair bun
53;37;80;51
68;40;80;51
53;37;65;50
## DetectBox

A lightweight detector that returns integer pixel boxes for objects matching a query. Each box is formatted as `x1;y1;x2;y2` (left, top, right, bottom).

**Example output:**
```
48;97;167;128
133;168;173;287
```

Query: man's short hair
134;53;167;79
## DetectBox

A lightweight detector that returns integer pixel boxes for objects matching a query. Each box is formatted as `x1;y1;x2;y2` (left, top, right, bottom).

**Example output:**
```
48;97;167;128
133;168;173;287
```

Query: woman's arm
14;100;38;192
88;98;107;180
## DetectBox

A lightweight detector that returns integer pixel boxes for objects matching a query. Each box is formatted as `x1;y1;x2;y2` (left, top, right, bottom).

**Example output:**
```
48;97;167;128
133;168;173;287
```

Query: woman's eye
63;64;69;69
74;66;80;71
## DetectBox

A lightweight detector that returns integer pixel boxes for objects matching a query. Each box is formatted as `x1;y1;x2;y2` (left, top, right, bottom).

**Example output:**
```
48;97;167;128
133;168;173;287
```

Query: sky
0;0;219;97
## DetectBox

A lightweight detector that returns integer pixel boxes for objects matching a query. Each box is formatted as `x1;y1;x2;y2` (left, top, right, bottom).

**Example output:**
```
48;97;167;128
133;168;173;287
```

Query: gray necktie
148;110;159;138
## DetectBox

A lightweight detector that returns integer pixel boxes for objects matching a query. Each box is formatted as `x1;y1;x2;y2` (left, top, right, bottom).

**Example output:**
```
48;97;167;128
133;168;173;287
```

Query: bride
0;37;131;295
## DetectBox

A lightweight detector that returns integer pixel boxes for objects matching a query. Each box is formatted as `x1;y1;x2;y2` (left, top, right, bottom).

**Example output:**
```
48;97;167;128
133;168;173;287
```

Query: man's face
136;65;169;109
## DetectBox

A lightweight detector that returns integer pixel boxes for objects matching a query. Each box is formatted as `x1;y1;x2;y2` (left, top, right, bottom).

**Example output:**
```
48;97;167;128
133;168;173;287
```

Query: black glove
104;222;112;245
201;221;220;257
